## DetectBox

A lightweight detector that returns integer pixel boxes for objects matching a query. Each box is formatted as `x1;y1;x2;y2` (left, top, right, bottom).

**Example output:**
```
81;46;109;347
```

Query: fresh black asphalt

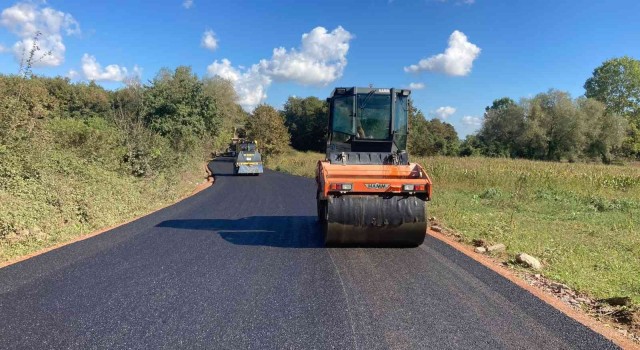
0;158;618;349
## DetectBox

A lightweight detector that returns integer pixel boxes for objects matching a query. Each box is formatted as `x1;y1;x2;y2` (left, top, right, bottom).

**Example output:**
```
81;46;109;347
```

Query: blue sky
1;0;639;137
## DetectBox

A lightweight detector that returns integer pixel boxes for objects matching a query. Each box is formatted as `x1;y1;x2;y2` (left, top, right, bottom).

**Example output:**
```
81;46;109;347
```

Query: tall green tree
202;77;246;152
529;90;585;161
282;96;328;152
425;119;460;156
246;104;290;157
478;97;527;157
144;66;219;152
577;97;626;163
407;100;430;156
585;56;640;157
485;97;517;112
407;100;460;157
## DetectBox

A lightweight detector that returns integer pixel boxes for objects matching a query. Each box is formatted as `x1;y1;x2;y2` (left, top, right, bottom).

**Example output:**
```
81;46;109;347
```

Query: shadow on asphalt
156;216;324;248
212;157;235;162
212;173;261;177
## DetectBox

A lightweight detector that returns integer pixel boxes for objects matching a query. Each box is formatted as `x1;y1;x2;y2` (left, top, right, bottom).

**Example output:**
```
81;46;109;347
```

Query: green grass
267;150;640;305
0;146;206;263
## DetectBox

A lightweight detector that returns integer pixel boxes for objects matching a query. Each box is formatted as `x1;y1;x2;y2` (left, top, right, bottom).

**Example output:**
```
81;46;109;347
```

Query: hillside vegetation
267;150;640;305
0;68;245;262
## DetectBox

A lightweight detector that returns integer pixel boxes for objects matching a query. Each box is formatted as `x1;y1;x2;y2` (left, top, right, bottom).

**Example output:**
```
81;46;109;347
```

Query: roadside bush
47;117;126;169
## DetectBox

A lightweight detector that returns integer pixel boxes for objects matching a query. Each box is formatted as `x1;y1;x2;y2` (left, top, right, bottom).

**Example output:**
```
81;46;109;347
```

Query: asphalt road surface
0;158;618;349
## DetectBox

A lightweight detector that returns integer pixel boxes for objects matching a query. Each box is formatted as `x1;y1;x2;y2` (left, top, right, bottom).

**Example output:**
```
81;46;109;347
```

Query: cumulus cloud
404;30;480;76
207;26;354;111
207;58;240;81
207;58;271;110
81;54;130;82
182;0;194;9
431;106;456;120
462;115;482;127
201;30;217;51
258;26;353;86
0;2;80;67
408;82;425;90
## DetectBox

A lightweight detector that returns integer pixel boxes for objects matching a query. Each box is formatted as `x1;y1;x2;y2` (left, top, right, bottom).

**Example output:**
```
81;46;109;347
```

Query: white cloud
431;106;456;120
404;30;480;76
258;26;353;86
0;44;7;53
67;69;79;79
182;0;193;9
81;54;129;82
207;26;354;111
0;2;80;67
201;30;217;51
207;59;271;110
408;82;425;90
207;59;240;81
462;115;482;127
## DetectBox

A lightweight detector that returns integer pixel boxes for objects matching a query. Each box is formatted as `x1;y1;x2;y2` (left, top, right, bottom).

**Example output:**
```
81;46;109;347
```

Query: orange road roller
316;87;432;247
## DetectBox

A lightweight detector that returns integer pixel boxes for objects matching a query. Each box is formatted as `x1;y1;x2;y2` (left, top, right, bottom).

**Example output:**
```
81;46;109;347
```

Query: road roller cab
316;87;432;247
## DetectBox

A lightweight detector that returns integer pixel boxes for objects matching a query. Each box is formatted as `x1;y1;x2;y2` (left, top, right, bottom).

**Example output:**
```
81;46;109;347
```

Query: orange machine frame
316;160;433;200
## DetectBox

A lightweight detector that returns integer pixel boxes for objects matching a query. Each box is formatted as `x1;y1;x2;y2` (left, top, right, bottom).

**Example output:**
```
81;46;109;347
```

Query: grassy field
267;150;640;305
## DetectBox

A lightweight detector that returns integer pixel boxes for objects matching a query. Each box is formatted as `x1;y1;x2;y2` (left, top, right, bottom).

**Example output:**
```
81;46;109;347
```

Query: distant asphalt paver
0;158;618;349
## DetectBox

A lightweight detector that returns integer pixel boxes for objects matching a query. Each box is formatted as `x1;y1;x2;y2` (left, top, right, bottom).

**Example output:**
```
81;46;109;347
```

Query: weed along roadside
266;150;640;341
0;161;213;268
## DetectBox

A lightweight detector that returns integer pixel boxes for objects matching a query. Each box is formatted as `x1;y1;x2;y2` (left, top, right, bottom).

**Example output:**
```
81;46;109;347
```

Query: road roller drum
322;195;426;247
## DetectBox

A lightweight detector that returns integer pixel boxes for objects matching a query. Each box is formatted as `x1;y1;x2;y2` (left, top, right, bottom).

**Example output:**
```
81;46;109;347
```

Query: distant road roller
316;87;432;247
234;140;264;175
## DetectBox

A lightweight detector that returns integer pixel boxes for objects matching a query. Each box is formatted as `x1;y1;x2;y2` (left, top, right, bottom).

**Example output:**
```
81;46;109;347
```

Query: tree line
280;56;640;164
460;56;640;163
2;55;638;173
1;67;248;180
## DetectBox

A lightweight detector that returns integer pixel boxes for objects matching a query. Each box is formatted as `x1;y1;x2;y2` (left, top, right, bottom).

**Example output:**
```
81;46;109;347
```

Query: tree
144;66;219;152
407;99;460;157
246;104;290;157
585;56;640;157
202;77;246;152
528;90;585;161
282;96;328;152
576;98;626;163
459;135;483;157
585;56;640;118
476;91;624;162
478;98;527;157
407;99;430;156
479;91;585;160
485;97;516;112
424;119;460;156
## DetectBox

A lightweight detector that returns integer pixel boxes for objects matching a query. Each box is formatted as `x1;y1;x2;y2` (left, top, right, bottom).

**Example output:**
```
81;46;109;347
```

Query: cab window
332;95;354;135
